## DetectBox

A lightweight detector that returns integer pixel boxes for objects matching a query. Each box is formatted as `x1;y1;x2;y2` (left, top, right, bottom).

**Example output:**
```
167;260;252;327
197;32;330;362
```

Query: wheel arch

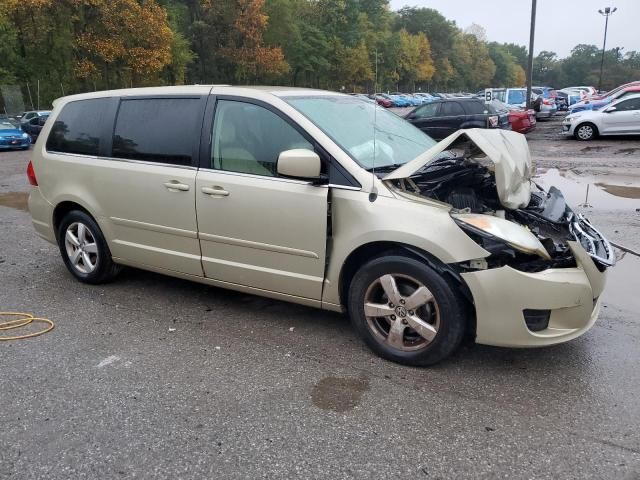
574;121;599;139
52;200;98;241
338;241;475;336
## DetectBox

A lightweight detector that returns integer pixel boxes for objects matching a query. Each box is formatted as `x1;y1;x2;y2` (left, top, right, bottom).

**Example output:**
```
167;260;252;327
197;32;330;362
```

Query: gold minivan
28;86;615;365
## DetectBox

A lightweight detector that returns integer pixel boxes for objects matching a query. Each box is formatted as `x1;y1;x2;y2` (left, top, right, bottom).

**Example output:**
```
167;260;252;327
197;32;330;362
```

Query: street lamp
597;6;617;92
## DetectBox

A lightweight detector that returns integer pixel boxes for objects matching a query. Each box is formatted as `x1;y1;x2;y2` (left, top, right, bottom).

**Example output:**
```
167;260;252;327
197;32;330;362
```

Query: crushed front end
385;129;614;347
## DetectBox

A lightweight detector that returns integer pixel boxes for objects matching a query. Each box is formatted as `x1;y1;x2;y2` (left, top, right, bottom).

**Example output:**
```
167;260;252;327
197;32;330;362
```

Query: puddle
311;376;369;412
603;254;640;314
0;192;28;211
534;169;640;211
580;146;608;153
614;147;640;155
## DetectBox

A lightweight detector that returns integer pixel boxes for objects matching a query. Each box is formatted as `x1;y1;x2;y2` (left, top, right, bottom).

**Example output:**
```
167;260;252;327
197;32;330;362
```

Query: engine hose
0;312;55;340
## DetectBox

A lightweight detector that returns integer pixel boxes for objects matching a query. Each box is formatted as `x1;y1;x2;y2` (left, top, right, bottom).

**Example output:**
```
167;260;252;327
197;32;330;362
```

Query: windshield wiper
365;163;403;173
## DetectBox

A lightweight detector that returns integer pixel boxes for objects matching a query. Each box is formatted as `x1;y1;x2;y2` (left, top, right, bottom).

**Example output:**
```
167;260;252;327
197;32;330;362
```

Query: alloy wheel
363;273;440;352
64;222;98;274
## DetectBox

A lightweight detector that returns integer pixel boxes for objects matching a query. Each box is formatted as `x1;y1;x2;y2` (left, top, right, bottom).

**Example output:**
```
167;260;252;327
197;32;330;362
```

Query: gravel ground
1;124;640;479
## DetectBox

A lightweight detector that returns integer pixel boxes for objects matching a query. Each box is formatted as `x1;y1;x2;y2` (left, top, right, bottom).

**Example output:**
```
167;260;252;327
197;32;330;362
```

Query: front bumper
560;121;574;136
0;136;30;149
462;241;607;347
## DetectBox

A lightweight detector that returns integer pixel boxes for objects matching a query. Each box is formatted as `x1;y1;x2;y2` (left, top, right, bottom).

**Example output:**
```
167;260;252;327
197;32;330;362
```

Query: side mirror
277;149;322;180
605;106;616;113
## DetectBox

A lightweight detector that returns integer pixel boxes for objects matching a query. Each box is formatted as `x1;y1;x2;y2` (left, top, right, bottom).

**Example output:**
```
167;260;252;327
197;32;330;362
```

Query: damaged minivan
28;87;615;365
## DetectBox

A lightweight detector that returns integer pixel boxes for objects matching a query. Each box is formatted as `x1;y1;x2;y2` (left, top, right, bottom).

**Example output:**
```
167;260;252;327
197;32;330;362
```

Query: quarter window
112;98;201;166
211;100;313;176
46;99;109;155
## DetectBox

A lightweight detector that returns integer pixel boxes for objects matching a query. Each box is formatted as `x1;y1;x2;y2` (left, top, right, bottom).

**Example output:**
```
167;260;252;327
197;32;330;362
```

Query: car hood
0;128;25;137
383;128;533;209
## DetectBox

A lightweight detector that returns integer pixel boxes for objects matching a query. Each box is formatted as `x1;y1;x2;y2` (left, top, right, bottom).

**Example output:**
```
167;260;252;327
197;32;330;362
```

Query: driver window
211;100;313;177
614;98;640;112
414;103;439;119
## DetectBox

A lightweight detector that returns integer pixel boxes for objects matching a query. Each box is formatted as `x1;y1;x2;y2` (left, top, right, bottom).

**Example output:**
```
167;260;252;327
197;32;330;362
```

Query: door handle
163;181;190;191
201;186;230;197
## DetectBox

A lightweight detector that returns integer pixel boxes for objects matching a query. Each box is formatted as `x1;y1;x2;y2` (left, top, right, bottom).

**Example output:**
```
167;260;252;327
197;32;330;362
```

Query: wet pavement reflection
534;168;640;211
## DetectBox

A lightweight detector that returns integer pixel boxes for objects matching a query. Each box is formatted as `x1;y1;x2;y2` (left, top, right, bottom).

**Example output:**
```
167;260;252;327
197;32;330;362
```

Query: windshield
284;95;436;170
0;122;17;130
507;89;526;105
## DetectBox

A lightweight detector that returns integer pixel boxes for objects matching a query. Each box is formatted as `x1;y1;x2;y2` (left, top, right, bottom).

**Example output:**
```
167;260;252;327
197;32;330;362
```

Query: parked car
21;114;49;141
385;94;412;107
19;110;51;124
414;93;436;103
0;120;31;150
369;94;393;108
404;97;510;139
390;93;422;106
491;100;537;134
491;88;557;119
562;93;640;140
568;85;640;114
28;86;614;366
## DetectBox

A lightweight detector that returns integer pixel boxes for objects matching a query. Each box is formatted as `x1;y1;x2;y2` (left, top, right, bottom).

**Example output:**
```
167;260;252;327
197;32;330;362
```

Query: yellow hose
0;312;55;340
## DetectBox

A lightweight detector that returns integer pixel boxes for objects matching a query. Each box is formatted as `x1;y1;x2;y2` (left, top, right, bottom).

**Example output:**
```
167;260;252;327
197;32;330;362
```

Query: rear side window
463;101;489;115
112;98;201;166
440;102;465;116
46;99;109;155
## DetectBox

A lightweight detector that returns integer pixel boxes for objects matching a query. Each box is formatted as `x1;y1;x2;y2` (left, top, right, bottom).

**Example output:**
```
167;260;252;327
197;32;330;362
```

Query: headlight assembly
452;213;551;260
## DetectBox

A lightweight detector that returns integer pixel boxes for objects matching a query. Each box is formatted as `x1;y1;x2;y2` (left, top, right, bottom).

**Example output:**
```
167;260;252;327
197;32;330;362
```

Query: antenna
369;48;378;202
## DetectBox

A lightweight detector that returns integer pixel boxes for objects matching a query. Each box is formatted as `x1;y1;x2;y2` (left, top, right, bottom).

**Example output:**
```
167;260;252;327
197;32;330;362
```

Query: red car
370;94;393;108
508;108;537;134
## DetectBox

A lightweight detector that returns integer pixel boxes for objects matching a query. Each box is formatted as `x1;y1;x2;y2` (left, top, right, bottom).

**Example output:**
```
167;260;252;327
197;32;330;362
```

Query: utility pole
526;0;537;109
598;6;617;92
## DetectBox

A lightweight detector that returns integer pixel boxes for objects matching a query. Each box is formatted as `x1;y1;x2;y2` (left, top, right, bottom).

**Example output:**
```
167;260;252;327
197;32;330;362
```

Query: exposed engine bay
387;138;615;272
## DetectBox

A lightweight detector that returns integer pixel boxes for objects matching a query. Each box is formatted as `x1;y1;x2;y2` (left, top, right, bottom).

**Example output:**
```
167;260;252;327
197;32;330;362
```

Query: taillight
27;160;38;186
487;115;499;128
543;99;552;105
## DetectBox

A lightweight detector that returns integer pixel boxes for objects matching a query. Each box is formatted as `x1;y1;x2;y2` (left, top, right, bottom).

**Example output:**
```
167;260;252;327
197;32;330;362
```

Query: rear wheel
574;122;597;141
348;255;466;366
57;210;121;284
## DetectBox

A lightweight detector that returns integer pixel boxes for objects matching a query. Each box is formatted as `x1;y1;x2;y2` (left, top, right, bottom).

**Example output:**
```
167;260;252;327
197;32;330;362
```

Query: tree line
1;0;638;108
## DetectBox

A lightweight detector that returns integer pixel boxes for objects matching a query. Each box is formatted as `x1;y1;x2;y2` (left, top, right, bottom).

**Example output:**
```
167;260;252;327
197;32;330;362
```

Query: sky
387;0;639;58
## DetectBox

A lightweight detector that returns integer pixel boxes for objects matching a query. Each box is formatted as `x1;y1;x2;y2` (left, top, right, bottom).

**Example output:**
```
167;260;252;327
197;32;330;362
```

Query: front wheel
348;255;467;366
574;122;597;141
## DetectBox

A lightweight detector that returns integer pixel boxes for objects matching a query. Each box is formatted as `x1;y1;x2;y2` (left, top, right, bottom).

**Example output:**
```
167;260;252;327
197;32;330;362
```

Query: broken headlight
452;213;551;260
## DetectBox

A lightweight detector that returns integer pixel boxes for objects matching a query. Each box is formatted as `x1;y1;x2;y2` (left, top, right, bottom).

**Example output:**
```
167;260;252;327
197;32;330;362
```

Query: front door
410;103;441;138
600;97;640;134
195;98;328;300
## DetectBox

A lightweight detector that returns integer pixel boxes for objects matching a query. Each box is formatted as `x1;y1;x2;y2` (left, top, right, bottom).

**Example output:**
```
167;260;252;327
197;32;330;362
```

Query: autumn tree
221;0;288;82
74;0;173;87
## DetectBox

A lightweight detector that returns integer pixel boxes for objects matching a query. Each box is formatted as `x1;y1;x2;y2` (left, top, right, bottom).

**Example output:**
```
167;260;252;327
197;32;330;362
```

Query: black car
21;114;49;141
404;98;510;140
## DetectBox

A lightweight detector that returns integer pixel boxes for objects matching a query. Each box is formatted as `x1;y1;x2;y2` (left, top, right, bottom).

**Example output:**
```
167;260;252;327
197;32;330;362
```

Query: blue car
0;120;31;150
382;94;411;107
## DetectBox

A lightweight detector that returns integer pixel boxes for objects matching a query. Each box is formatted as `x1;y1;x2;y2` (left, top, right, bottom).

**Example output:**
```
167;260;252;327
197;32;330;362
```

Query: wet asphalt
1;120;640;479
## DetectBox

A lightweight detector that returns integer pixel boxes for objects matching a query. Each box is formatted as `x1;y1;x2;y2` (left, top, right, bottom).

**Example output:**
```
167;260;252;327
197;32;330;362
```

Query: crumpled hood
383;128;533;209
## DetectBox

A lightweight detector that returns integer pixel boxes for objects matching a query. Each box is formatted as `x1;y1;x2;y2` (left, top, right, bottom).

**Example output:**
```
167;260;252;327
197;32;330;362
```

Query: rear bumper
462;242;606;347
28;187;56;244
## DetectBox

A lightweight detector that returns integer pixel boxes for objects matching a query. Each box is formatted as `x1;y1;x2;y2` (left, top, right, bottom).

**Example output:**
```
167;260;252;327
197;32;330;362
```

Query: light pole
526;0;537;110
597;6;617;92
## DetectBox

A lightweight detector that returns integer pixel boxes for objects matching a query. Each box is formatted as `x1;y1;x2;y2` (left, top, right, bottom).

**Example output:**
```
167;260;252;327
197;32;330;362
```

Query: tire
574;122;597;141
57;210;121;284
348;254;467;366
